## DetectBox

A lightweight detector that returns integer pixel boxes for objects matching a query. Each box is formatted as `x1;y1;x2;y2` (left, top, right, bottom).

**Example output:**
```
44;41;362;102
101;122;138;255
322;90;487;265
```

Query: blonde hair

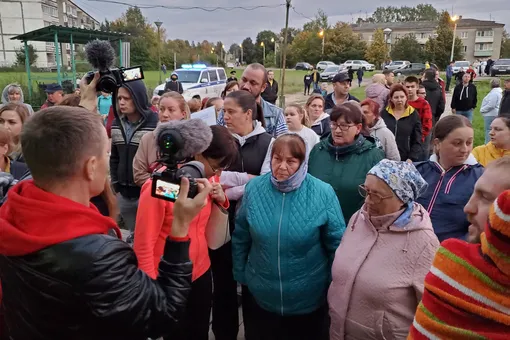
286;104;310;127
159;92;190;119
372;73;386;85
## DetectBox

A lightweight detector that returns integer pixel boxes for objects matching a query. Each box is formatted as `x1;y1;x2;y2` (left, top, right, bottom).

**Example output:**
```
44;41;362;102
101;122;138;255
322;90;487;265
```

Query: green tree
303;9;329;31
255;30;278;63
15;44;38;66
423;11;463;68
241;37;256;64
371;4;440;23
390;34;424;61
324;23;367;63
365;29;388;68
110;7;159;69
501;30;510;58
279;27;299;45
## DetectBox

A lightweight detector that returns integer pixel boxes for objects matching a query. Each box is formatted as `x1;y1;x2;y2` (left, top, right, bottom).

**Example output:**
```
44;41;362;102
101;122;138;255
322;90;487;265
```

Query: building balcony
42;0;57;6
475;36;494;43
474;50;493;57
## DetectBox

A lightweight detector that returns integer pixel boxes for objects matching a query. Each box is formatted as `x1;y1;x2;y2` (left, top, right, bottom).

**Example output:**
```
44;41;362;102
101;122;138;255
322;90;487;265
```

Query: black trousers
242;287;329;340
164;269;212;340
209;242;239;340
304;83;311;95
446;76;452;92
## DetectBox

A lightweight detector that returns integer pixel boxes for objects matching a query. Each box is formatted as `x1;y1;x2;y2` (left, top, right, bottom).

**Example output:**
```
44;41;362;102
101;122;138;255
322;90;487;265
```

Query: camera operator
0;73;212;340
134;124;238;340
110;77;158;243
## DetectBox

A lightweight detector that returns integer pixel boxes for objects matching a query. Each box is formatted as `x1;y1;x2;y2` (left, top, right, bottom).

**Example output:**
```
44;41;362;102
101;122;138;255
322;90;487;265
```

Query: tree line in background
9;4;510;71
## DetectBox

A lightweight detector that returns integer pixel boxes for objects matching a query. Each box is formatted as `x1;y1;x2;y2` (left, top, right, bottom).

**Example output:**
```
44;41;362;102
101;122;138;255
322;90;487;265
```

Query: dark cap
332;73;351;83
45;83;63;93
230;70;236;75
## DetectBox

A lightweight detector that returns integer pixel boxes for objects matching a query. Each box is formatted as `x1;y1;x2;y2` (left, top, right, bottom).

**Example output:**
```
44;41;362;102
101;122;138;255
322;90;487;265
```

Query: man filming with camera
0;73;212;340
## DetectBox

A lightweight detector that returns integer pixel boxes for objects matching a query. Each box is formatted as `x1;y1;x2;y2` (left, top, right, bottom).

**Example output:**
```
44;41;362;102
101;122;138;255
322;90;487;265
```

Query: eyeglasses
330;122;355;131
205;158;227;174
358;184;394;204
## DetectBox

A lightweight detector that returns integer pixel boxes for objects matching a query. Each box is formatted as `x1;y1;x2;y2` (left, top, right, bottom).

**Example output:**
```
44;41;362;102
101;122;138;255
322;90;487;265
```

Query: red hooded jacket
408;97;433;142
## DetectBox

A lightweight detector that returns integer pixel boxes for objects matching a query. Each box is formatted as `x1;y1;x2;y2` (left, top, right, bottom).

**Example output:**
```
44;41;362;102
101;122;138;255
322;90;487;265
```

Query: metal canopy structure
11;25;128;100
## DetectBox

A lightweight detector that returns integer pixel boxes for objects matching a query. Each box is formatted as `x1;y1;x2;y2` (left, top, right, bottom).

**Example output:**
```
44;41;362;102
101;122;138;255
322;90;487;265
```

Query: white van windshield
174;70;201;83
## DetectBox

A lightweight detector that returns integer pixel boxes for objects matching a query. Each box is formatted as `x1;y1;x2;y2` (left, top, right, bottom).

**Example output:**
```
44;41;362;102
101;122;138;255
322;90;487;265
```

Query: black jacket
500;90;510;116
261;80;278;104
304;74;312;85
451;83;478;112
0;236;192;340
164;80;183;94
111;80;159;199
381;107;423;161
324;92;360;111
422;80;445;121
227;129;272;234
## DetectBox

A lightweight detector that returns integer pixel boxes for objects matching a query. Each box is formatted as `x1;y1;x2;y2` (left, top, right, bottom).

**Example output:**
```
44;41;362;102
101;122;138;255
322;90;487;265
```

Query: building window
477;30;494;37
420;33;426;39
476;43;493;51
463;46;467;52
461;32;468;39
64;15;68;23
369;35;373;41
42;5;58;17
62;2;66;13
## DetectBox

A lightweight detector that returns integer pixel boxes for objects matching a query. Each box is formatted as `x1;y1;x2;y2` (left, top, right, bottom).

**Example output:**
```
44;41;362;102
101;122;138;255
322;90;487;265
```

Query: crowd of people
0;59;510;340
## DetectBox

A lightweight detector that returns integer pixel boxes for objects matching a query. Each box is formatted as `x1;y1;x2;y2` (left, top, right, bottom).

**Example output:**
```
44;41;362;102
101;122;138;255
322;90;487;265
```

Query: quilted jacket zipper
277;193;286;315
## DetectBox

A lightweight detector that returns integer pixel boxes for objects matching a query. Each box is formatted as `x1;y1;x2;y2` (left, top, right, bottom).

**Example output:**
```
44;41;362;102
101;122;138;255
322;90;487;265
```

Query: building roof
68;0;100;25
11;25;127;44
352;18;505;32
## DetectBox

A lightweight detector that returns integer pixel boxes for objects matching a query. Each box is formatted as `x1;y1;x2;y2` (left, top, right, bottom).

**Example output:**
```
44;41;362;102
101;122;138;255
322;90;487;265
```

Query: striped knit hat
482;189;510;276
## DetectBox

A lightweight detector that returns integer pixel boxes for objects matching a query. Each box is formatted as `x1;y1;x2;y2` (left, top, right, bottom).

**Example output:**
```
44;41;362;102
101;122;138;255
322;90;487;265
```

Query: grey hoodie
368;118;401;161
365;83;390;111
1;84;34;115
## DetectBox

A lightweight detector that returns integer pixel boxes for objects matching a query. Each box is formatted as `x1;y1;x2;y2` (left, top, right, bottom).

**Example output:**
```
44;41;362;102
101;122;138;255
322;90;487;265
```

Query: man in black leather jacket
0;73;212;340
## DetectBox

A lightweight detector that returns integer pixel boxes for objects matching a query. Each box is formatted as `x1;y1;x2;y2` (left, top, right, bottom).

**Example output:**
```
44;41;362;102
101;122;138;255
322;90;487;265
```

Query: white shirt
295;126;320;152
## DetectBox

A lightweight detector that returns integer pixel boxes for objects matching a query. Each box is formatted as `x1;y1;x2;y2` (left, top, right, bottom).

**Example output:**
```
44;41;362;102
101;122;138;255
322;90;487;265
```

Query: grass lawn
470;80;491;147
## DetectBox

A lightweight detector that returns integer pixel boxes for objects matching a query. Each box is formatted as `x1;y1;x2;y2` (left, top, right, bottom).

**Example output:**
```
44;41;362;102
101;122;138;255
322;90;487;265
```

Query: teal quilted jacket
232;173;346;316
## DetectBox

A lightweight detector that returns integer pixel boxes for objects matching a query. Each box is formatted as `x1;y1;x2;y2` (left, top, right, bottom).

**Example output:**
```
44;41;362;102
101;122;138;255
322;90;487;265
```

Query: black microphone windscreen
84;40;116;72
155;119;213;160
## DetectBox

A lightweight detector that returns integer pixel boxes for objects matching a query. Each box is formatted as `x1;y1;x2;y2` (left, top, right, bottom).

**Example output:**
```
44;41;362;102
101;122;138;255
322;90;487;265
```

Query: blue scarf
270;134;309;193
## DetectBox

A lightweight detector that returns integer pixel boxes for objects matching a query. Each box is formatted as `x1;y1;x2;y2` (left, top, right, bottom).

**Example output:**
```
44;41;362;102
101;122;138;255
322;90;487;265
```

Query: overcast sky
74;0;509;45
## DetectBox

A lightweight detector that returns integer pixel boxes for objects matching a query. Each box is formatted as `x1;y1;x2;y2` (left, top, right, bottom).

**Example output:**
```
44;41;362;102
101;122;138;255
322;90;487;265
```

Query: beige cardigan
133;131;158;187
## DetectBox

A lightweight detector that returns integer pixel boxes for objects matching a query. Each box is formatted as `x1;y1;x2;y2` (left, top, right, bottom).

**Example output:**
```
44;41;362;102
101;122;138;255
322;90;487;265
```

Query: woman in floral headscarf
328;159;440;340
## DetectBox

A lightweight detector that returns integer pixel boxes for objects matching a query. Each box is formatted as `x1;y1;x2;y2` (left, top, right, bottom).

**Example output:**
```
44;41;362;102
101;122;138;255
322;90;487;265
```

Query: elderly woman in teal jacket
232;133;346;340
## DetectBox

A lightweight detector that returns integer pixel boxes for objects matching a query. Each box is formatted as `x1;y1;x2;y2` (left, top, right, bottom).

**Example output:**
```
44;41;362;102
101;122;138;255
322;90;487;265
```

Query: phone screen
154;179;180;200
122;67;144;82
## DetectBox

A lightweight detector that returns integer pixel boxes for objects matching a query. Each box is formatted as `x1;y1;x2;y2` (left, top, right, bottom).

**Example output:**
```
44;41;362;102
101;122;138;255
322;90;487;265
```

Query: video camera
84;40;145;93
150;120;213;202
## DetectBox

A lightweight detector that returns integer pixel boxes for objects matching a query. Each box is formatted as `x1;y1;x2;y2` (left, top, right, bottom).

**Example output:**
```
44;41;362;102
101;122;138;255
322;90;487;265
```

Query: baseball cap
44;83;63;93
332;73;351;83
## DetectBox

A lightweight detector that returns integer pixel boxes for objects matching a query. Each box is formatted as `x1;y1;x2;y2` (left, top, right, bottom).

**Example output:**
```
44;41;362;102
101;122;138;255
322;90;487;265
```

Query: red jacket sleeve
106;106;115;138
421;102;433;140
133;180;171;279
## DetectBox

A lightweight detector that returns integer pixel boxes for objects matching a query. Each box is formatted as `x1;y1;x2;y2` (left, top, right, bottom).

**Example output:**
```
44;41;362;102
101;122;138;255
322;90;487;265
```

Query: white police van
154;64;228;101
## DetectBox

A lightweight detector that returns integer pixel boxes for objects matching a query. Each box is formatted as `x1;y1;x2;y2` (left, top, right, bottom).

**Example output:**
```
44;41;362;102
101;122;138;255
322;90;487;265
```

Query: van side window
217;69;226;80
208;70;218;82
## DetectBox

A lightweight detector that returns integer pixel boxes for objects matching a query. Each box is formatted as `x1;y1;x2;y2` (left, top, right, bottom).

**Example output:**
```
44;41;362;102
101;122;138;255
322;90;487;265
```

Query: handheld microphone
155;119;213;162
84;40;116;72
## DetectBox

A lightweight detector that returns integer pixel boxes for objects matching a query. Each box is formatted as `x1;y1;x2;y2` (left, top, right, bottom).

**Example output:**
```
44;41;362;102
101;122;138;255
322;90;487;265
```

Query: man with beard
217;63;288;138
464;156;510;243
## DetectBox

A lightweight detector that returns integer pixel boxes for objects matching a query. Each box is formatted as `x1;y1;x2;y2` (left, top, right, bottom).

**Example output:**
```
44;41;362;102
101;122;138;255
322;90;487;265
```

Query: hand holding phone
171;177;212;238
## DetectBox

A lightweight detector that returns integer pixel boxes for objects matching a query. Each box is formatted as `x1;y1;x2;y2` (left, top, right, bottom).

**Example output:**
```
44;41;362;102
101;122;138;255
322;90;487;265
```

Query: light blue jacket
232;173;345;315
480;87;503;117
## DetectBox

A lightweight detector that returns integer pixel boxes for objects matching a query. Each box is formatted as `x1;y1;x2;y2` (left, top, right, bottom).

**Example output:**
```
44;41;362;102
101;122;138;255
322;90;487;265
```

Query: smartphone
122;66;144;82
152;178;180;202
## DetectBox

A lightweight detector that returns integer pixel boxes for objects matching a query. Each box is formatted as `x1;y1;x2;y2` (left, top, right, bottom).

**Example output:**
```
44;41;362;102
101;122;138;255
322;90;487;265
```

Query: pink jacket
328;203;439;340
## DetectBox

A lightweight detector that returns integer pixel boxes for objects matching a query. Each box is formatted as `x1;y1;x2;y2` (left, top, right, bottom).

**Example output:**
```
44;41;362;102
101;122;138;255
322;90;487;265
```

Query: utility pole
155;20;163;84
279;0;291;108
173;52;176;70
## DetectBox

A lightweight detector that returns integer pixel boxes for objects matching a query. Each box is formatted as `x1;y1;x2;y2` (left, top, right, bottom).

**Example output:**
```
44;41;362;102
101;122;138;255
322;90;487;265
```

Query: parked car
490;59;510;77
320;65;345;82
394;63;426;76
452;61;471;74
295;62;313;70
343;60;375;71
384;60;410;71
317;61;336;71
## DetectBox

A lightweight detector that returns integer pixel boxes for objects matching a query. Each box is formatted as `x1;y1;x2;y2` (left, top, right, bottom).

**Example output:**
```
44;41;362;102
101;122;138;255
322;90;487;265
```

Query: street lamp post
154;20;163;84
240;44;243;65
383;27;392;61
450;15;461;63
261;42;265;65
271;37;276;65
319;29;325;56
222;44;225;63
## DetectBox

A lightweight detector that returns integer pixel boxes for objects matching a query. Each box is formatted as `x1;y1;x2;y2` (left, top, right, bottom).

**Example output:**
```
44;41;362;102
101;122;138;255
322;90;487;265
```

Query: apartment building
352;18;505;62
0;0;98;68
